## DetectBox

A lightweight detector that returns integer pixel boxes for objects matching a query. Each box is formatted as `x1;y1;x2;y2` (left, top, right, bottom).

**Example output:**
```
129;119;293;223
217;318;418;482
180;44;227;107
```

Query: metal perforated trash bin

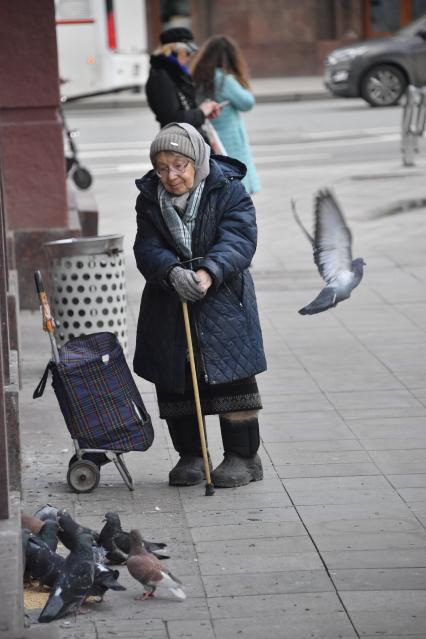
43;235;128;355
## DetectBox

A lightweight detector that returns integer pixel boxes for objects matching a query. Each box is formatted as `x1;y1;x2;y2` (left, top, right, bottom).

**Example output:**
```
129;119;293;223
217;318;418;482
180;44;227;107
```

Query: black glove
169;267;205;302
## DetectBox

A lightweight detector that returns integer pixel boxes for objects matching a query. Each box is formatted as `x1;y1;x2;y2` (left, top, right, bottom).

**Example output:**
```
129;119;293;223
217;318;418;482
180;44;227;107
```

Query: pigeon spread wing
293;188;364;315
313;189;353;285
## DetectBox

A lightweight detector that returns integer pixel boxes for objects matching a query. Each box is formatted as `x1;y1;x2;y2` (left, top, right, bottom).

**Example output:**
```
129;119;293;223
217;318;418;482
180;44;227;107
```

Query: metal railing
401;85;426;166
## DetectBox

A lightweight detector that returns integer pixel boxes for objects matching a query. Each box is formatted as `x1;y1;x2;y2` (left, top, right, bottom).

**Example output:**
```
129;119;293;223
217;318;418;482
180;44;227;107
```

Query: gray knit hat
150;124;196;163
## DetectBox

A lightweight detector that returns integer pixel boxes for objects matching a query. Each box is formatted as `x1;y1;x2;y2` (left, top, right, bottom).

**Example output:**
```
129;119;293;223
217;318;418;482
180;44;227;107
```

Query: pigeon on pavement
89;564;126;602
23;531;65;588
99;512;169;565
98;512;128;564
38;531;95;623
292;189;365;315
126;529;185;601
57;510;99;549
38;520;60;553
57;509;125;599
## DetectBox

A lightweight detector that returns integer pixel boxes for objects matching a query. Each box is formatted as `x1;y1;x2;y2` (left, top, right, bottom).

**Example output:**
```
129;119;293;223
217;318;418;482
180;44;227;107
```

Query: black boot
167;417;211;486
211;415;263;488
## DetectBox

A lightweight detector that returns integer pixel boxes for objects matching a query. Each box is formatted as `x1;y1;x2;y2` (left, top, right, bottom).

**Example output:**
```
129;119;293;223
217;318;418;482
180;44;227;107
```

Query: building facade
146;0;426;76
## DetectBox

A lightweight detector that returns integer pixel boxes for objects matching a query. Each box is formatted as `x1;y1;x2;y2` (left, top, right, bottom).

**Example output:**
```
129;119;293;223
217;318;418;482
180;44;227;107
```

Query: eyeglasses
155;159;192;178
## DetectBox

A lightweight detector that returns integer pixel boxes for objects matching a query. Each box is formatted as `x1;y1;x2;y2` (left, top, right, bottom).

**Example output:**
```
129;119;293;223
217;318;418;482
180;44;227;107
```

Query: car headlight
327;46;367;64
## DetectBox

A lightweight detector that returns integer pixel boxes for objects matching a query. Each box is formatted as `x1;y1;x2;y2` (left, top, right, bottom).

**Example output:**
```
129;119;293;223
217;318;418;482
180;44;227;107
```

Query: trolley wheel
72;166;93;190
67;460;100;493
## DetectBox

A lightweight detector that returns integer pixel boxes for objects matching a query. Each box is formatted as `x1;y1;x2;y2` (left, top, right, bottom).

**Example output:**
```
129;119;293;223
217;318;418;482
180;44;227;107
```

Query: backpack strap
33;361;53;399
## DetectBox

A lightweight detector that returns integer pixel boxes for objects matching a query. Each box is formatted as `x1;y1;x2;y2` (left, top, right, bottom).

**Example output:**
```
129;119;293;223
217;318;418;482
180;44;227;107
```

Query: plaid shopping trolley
33;269;153;493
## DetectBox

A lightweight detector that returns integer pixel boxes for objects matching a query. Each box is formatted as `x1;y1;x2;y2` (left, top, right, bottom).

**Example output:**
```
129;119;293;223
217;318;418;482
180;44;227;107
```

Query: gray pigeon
292;189;365;315
126;529;185;601
33;504;59;523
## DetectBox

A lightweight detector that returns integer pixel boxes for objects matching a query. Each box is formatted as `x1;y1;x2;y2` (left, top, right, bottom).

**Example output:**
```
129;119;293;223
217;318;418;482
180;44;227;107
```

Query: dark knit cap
150;124;195;163
159;27;198;52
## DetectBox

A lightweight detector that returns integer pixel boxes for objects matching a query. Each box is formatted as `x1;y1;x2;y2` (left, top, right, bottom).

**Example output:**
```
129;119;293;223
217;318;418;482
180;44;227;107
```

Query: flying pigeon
126;529;185;601
38;531;95;623
292;189;365;315
99;512;169;565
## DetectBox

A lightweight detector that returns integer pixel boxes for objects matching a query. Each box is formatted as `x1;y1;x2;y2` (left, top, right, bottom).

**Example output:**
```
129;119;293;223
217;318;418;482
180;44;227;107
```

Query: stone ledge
0;492;24;638
5;350;20;492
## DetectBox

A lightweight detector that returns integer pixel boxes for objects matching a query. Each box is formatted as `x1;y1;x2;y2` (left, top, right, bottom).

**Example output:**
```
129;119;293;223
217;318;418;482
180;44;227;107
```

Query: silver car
324;14;426;107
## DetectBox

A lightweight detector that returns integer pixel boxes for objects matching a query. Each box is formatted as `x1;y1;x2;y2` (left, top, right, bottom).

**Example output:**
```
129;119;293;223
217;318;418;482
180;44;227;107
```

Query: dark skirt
156;371;262;419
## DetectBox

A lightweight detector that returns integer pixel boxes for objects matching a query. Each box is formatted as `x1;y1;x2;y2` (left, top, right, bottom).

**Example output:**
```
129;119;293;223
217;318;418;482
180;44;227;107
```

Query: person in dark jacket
133;122;267;488
145;27;220;133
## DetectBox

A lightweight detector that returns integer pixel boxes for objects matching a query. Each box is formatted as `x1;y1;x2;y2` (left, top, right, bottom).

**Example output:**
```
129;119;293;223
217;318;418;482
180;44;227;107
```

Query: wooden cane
181;301;215;496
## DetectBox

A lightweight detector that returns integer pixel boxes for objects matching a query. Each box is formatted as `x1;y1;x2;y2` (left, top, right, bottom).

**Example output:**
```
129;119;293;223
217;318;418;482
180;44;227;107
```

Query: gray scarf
157;123;210;260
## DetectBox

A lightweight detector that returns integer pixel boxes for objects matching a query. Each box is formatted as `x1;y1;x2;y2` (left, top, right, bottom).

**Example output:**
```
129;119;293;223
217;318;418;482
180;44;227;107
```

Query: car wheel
361;64;407;107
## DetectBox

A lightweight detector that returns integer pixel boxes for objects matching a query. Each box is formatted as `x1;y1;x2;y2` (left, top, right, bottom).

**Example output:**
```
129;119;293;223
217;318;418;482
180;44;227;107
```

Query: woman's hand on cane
169;266;204;302
169;266;212;302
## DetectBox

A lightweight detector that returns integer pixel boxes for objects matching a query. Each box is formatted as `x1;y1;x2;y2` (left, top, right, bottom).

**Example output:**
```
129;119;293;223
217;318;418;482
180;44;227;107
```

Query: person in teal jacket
191;35;260;195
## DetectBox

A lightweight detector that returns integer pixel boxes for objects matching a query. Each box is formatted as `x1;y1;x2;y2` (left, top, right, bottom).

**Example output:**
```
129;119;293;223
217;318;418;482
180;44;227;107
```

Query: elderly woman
133;123;267;488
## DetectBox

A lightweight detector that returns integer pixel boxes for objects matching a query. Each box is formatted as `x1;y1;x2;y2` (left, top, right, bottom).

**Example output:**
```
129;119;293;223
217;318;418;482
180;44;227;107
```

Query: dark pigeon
99;512;169;565
57;510;99;549
22;513;59;551
23;531;65;589
126;529;185;601
38;531;95;623
292;189;365;315
89;564;126;601
38;520;60;553
56;509;123;600
98;512;127;564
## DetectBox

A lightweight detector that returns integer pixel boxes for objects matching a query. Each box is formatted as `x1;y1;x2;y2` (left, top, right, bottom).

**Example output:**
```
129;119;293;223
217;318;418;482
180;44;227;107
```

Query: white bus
55;0;149;98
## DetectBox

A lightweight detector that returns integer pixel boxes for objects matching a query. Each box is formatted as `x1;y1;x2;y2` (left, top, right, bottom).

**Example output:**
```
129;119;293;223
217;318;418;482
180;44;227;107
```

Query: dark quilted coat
133;156;267;393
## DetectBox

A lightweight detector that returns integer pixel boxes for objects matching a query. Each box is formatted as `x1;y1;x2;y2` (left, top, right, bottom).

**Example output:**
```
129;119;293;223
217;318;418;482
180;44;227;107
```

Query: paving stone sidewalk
19;151;426;638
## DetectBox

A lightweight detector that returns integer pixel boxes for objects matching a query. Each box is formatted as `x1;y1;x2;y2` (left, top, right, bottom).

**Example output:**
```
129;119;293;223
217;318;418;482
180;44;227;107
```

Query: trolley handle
34;270;54;333
34;270;60;363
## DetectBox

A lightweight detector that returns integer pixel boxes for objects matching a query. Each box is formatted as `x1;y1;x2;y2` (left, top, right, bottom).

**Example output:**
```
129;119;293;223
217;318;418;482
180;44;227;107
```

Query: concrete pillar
0;0;77;309
0;0;68;230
